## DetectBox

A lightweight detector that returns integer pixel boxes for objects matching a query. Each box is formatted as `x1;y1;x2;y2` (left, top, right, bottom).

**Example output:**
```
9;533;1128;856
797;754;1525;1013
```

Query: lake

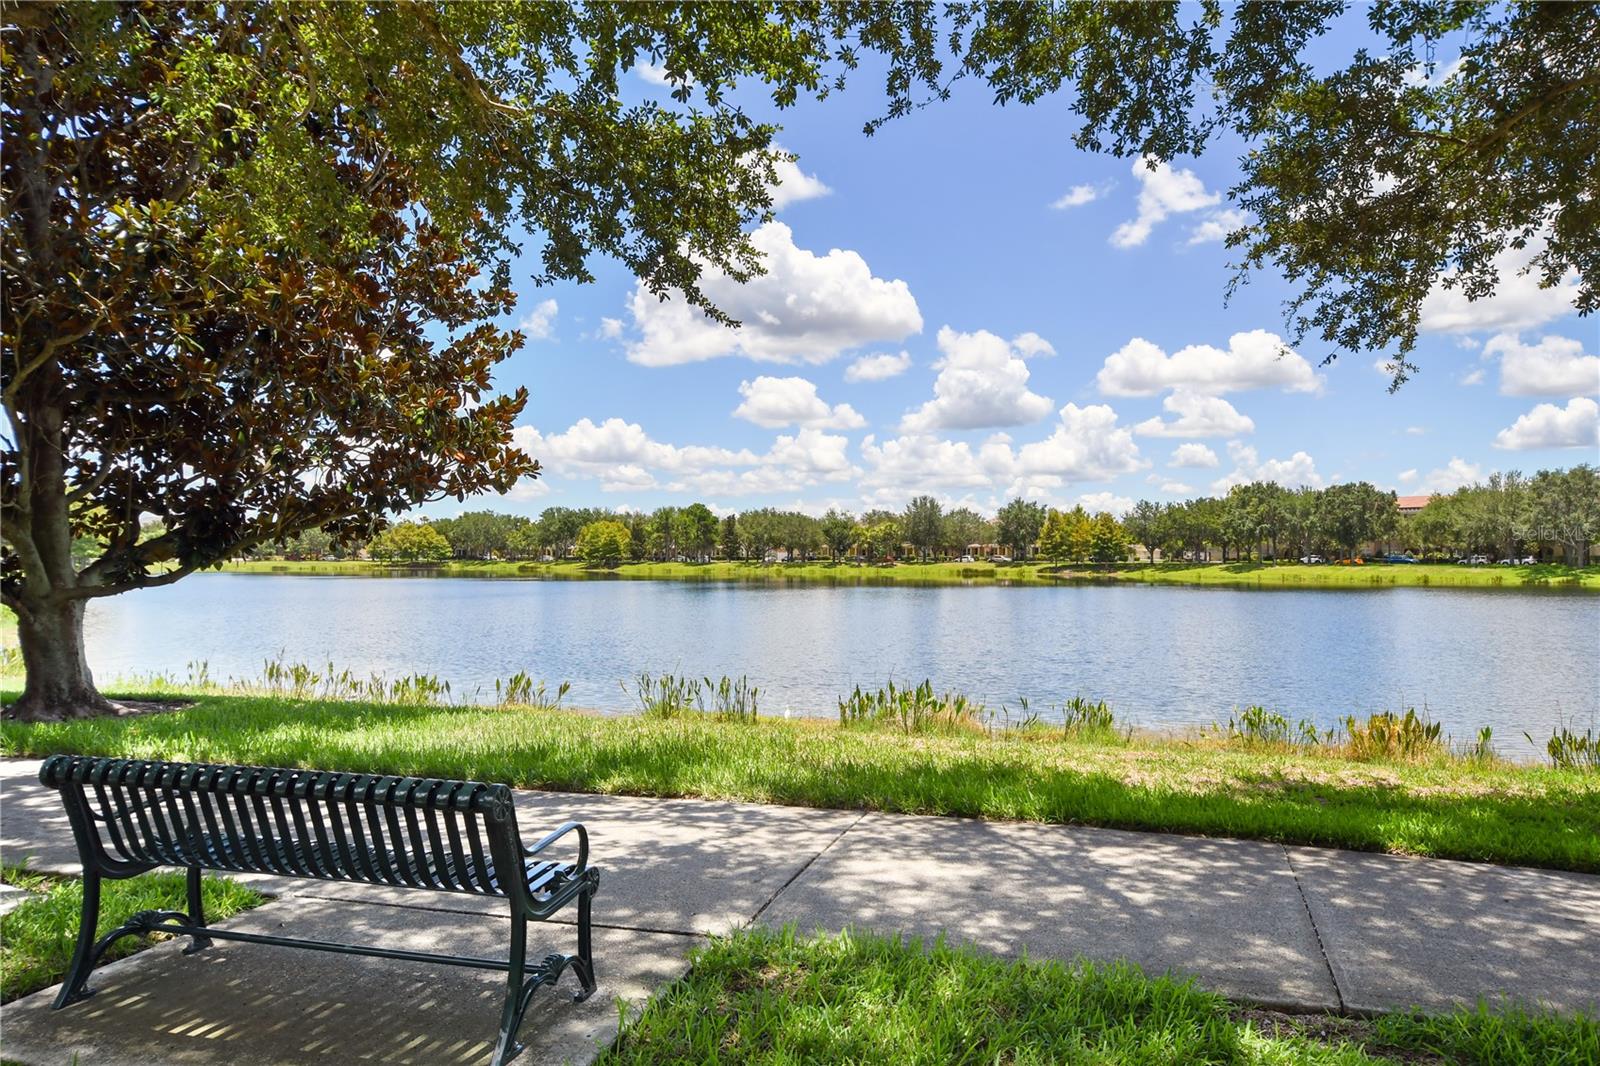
74;572;1598;755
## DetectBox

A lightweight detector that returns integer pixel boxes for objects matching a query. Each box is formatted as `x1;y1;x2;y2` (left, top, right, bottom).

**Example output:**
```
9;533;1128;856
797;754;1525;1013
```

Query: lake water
73;573;1599;755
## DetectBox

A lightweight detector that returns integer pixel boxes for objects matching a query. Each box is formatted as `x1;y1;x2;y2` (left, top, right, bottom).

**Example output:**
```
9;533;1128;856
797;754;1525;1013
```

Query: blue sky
432;39;1598;521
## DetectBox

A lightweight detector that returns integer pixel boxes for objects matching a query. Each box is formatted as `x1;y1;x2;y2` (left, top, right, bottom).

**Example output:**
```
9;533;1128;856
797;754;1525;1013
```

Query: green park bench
39;754;600;1066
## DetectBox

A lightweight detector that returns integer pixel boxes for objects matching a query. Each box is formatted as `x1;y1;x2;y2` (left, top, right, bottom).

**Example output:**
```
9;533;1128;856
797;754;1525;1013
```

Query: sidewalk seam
1282;844;1346;1013
747;810;866;925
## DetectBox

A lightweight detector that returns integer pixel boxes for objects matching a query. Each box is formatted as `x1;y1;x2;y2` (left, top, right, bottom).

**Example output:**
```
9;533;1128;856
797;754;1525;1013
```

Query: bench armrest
523;821;588;874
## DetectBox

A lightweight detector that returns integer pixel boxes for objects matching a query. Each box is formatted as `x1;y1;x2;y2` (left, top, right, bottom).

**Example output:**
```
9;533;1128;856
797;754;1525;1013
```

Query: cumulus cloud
767;147;832;210
1461;368;1486;386
1169;442;1220;469
1485;333;1600;397
624;222;922;366
1419;235;1580;336
1212;441;1324;492
1050;183;1106;209
1159;481;1193;494
900;327;1054;432
1134;392;1255;438
1110;156;1221;248
1011;332;1057;359
635;61;674;86
1492;396;1600;450
1097;330;1321;396
1186;208;1248;246
861;403;1145;504
1412;458;1483;494
1076;491;1134;516
597;317;623;340
844;351;912;383
515;418;860;497
519;298;558;340
733;375;865;430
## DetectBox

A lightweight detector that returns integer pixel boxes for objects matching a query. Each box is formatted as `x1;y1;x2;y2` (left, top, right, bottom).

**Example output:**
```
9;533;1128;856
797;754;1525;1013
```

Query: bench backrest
39;755;523;899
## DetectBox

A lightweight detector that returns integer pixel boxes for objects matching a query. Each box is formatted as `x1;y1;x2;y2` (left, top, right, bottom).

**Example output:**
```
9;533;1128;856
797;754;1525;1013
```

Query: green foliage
366;522;452;564
629;673;759;721
838;680;984;735
1226;706;1325;748
819;509;857;560
495;672;570;710
0;868;263;1002
1058;695;1120;740
1343;709;1445;762
995;497;1047;559
1373;1002;1600;1066
1528;725;1600;773
576;519;631;568
901;495;944;561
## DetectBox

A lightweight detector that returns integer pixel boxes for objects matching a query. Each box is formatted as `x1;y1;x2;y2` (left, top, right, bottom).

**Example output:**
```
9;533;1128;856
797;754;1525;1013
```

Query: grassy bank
603;927;1598;1065
218;557;1600;590
0;866;263;1002
5;693;1596;871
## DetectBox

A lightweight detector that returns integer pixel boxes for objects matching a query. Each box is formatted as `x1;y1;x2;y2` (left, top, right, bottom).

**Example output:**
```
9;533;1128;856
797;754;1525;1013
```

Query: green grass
218;557;1600;590
5;693;1596;871
0;865;264;1002
602;926;1598;1065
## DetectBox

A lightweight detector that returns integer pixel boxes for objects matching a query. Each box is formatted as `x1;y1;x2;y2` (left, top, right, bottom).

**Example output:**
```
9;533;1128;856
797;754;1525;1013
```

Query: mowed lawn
4;693;1596;872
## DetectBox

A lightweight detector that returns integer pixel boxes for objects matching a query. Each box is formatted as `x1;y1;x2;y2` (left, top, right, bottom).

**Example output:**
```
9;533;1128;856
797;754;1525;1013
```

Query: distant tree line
249;465;1596;567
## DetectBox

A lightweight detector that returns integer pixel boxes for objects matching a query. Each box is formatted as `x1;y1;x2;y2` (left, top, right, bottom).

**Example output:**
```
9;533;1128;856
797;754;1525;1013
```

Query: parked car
958;554;976;563
1464;554;1490;565
1299;554;1325;564
1519;555;1537;565
992;555;1012;563
1382;553;1417;564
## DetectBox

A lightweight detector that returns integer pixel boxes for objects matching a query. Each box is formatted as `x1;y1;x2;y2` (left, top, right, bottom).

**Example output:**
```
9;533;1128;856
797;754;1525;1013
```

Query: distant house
1396;494;1434;516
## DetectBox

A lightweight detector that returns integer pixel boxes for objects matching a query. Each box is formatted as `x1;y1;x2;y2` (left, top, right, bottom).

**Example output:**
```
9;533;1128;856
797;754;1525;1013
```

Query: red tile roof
1396;494;1434;510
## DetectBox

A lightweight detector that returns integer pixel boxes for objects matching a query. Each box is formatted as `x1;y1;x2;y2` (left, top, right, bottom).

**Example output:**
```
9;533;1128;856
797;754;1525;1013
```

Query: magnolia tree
6;2;1595;719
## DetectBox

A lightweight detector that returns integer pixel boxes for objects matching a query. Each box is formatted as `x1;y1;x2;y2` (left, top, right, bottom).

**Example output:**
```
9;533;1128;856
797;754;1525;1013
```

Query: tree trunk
10;598;116;720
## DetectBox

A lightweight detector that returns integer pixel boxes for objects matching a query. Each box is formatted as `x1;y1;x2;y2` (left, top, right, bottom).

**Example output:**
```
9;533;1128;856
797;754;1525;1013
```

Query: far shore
216;557;1600;590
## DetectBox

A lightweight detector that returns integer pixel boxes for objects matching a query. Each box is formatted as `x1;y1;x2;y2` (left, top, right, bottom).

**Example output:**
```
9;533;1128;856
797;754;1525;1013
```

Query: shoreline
215;557;1600;591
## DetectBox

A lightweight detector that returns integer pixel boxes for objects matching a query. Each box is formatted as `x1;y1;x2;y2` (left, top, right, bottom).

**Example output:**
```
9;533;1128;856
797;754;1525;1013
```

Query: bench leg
54;870;101;1009
572;886;597;1002
490;914;528;1066
182;865;212;955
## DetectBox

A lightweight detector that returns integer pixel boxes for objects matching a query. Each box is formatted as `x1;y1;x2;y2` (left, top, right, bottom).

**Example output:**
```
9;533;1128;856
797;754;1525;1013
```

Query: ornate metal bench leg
182;865;212;954
573;885;597;1001
490;915;528;1066
54;871;101;1009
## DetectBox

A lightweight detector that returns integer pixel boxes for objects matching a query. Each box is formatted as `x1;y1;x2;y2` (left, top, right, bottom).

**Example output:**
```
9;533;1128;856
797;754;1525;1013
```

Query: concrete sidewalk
1;756;1595;1064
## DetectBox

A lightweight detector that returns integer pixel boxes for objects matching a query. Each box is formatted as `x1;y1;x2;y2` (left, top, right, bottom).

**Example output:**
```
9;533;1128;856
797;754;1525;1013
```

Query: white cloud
900;326;1054;432
635;61;673;86
1413;458;1483;494
1397;469;1418;484
1492;396;1600;451
1186;208;1248;246
733;376;865;430
515;418;859;497
1159;480;1193;494
1076;491;1134;516
1485;333;1600;397
519;298;558;340
598;317;623;340
1419;235;1580;336
1212;441;1324;492
1097;330;1321;396
1050;183;1105;209
1134;392;1255;438
844;351;912;383
1011;332;1056;358
1404;426;1426;436
1169;442;1220;469
625;221;922;366
1461;368;1486;386
767;147;831;210
1111;156;1221;248
861;403;1144;504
